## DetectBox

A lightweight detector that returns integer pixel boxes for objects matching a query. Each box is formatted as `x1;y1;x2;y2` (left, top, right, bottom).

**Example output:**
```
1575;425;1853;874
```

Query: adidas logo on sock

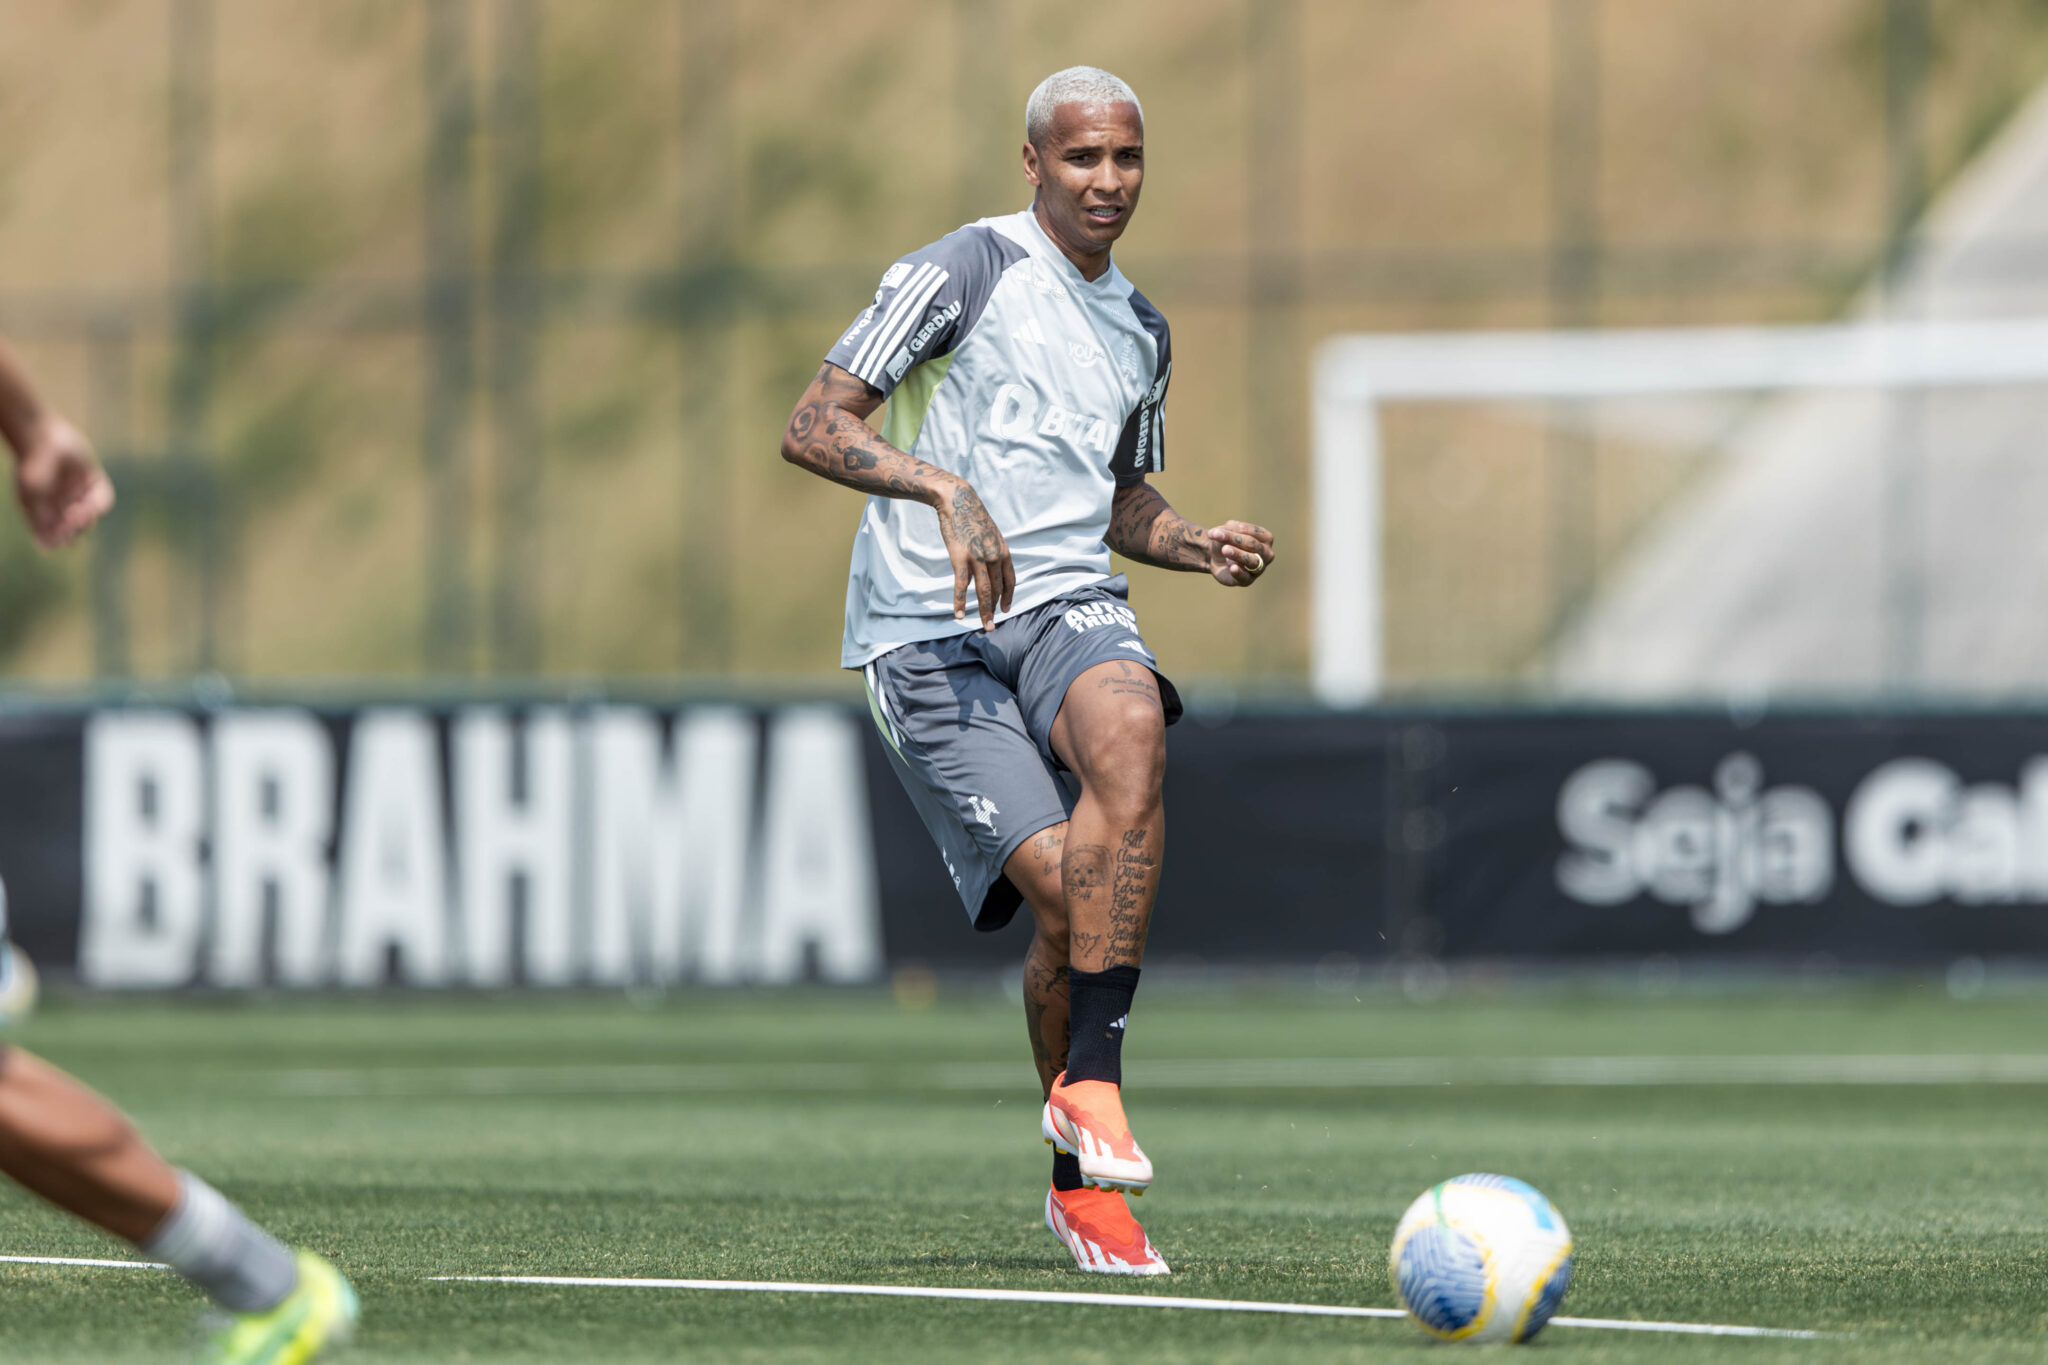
1109;1014;1128;1031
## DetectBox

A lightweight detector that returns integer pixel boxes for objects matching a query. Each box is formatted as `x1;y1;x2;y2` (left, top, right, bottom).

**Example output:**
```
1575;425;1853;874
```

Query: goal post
1310;318;2048;705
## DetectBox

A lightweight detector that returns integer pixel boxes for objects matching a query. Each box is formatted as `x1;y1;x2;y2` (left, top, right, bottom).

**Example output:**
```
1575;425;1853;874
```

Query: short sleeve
824;225;1016;398
1109;291;1171;487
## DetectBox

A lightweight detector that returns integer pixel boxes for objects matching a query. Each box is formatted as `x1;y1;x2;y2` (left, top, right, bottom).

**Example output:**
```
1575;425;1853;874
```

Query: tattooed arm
1106;478;1276;588
781;362;1015;628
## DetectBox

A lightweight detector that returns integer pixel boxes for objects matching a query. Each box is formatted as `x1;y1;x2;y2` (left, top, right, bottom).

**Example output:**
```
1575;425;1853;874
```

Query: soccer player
0;333;357;1363
780;66;1274;1275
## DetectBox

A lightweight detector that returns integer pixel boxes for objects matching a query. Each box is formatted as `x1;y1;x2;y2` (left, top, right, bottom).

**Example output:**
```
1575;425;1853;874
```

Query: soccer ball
1388;1173;1573;1344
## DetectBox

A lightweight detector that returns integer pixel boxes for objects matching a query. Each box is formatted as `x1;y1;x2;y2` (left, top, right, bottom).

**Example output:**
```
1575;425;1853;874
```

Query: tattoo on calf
1107;828;1158;964
1023;945;1072;1085
1065;844;1110;904
1030;828;1066;885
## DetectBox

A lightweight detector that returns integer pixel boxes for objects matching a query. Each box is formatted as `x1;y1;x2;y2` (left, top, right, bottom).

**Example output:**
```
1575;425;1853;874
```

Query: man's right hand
936;478;1015;630
14;415;114;550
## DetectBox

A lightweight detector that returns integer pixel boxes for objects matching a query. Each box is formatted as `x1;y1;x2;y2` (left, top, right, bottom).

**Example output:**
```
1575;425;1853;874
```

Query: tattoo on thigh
1096;660;1161;702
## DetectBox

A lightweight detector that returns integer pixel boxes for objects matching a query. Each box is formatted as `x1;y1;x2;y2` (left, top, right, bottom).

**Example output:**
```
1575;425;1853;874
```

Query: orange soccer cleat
1044;1184;1170;1276
1042;1070;1154;1194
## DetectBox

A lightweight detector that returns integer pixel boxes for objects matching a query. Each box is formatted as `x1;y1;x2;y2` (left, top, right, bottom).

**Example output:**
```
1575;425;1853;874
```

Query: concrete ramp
1553;80;2048;700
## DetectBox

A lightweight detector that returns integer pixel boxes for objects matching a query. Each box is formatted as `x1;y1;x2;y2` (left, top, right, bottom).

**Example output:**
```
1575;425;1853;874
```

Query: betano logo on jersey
988;383;1115;452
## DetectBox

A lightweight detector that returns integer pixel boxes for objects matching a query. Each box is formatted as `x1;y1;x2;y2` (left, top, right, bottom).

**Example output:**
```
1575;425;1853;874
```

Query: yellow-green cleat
198;1250;358;1365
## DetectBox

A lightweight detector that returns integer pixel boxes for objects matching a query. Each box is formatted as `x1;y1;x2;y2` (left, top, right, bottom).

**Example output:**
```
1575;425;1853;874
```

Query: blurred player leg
0;1044;357;1361
0;1045;181;1242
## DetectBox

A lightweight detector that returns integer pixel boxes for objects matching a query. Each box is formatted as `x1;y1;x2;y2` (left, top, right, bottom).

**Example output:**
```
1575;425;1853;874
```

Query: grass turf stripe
429;1275;1824;1339
0;1255;169;1269
254;1052;2048;1097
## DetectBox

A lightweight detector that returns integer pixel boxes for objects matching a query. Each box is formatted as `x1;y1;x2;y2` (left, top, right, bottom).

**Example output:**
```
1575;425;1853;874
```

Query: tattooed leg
1050;660;1167;974
1006;825;1073;1098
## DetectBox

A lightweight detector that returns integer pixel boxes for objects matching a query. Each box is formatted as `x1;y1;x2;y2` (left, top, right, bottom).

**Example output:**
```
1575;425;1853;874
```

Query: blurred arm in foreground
0;333;115;548
0;335;358;1360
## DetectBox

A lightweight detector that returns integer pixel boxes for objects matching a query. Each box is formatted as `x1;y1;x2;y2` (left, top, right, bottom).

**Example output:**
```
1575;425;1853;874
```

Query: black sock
1052;1149;1084;1191
1065;965;1140;1085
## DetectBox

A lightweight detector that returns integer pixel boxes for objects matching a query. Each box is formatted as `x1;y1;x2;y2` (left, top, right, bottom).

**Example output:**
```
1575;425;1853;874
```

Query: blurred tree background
1;0;2046;691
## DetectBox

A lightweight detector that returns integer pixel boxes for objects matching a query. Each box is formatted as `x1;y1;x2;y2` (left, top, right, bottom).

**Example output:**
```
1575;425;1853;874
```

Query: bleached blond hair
1024;66;1143;147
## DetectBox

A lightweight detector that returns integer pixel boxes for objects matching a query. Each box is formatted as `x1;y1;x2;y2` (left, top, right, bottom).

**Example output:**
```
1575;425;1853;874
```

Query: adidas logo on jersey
1011;316;1048;346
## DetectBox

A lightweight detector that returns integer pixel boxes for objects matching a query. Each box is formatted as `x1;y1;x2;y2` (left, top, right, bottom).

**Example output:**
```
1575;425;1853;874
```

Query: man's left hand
1203;519;1274;587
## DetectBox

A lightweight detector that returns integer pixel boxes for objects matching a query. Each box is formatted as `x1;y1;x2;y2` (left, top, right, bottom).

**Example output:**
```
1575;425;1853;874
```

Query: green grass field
1;984;2045;1362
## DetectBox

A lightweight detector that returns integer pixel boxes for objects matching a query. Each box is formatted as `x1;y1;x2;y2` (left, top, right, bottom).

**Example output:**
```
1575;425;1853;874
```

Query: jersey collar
1015;207;1129;296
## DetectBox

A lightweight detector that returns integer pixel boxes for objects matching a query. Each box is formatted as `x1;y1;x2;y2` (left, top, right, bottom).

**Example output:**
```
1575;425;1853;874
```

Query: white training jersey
823;208;1172;667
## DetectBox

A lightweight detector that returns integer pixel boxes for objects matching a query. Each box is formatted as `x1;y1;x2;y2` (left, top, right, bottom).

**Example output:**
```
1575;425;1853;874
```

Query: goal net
1310;320;2048;705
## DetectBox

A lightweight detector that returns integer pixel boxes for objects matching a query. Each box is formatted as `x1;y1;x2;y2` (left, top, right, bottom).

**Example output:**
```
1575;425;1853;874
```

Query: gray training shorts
861;574;1183;932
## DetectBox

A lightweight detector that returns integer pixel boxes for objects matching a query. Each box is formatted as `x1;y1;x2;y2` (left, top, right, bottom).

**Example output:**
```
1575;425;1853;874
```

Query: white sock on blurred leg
139;1170;298;1313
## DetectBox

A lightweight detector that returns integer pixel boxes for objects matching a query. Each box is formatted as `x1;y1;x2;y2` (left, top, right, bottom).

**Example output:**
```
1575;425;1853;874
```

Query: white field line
0;1257;1830;1338
430;1274;1824;1339
257;1053;2048;1098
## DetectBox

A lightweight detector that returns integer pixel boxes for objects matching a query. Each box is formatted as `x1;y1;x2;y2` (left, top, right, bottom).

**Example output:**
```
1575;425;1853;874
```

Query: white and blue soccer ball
1388;1173;1573;1344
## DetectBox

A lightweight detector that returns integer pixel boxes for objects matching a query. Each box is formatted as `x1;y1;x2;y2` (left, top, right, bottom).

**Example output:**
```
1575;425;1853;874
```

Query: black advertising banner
869;709;1395;969
3;701;2048;988
1423;711;2048;961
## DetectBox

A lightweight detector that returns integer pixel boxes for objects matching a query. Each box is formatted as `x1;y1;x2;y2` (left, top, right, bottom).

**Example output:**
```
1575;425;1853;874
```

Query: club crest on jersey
1116;335;1142;382
1063;600;1139;635
967;794;1000;832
